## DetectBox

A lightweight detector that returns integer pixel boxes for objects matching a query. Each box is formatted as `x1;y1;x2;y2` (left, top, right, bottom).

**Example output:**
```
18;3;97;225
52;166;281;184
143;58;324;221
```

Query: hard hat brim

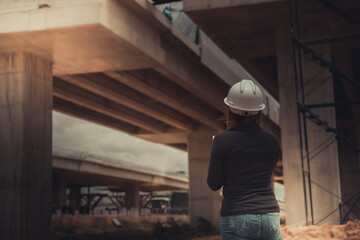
224;97;266;112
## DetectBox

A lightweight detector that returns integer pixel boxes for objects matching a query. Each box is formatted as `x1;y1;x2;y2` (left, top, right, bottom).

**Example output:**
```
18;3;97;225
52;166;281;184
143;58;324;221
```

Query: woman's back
207;123;280;217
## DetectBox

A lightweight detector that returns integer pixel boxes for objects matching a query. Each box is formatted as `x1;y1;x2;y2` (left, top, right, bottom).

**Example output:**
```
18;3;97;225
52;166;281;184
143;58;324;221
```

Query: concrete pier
187;132;220;231
0;52;52;240
125;184;140;215
276;24;341;225
52;174;67;210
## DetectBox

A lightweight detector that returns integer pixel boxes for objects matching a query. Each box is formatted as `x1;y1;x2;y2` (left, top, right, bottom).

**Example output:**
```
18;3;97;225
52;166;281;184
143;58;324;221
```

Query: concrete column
69;186;81;211
187;132;220;231
277;24;341;225
52;174;67;210
332;49;360;219
0;52;52;239
125;184;140;215
338;121;360;219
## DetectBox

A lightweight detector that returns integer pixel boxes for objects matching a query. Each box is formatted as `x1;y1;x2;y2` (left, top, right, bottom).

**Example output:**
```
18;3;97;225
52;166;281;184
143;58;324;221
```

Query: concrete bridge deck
53;154;189;191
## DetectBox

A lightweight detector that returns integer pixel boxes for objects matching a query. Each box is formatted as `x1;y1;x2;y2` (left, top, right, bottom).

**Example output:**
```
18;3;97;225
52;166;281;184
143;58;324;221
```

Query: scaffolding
288;0;360;225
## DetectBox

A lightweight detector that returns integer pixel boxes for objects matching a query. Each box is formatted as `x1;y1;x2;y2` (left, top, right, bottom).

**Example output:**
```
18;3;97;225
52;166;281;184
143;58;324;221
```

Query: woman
207;79;282;240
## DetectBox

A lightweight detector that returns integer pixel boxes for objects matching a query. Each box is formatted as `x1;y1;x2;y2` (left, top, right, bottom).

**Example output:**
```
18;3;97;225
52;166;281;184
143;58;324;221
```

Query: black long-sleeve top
207;123;280;217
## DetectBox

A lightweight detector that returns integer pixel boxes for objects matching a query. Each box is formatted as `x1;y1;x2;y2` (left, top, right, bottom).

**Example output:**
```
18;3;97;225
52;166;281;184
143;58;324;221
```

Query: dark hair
225;108;261;130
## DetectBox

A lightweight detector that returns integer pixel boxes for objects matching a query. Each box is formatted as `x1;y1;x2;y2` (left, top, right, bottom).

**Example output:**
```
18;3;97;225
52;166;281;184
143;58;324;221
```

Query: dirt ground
281;219;360;240
53;230;220;240
52;220;360;240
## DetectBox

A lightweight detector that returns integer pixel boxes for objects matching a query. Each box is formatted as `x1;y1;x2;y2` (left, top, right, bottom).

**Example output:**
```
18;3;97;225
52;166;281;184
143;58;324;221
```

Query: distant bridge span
52;155;188;192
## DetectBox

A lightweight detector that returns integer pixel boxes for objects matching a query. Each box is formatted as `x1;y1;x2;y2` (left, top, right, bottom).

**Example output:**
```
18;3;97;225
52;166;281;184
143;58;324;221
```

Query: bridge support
69;186;81;212
0;52;52;240
125;184;140;215
276;25;341;225
187;132;220;231
52;174;67;211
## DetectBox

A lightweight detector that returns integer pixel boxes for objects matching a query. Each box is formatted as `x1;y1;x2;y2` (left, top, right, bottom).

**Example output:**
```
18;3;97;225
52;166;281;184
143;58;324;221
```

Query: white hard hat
224;79;265;116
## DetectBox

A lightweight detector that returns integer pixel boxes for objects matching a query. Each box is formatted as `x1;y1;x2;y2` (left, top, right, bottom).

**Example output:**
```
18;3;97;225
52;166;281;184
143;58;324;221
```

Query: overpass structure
0;0;283;239
53;154;188;191
52;154;188;213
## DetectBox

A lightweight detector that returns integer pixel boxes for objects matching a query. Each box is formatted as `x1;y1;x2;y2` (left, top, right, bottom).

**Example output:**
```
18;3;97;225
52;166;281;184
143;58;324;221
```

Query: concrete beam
0;0;230;117
0;0;280;127
183;0;284;12
57;74;195;131
53;155;189;190
53;78;173;133
107;0;228;112
167;143;187;152
0;1;159;75
54;98;188;151
136;132;188;144
53;97;145;135
105;70;224;131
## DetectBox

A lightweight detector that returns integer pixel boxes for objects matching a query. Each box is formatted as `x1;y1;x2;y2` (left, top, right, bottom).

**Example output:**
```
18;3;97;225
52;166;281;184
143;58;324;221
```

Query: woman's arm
207;135;225;191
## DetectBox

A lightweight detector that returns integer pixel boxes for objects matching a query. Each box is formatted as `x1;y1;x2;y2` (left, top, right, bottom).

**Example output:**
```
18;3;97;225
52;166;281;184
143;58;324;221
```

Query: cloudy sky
52;111;188;175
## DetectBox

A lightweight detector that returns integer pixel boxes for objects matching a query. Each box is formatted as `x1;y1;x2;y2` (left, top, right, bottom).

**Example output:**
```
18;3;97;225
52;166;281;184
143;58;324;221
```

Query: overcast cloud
52;111;188;175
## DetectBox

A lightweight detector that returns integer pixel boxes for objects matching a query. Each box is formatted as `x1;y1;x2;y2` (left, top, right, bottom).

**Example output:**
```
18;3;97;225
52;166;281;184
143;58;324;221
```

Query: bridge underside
0;0;283;237
0;1;283;174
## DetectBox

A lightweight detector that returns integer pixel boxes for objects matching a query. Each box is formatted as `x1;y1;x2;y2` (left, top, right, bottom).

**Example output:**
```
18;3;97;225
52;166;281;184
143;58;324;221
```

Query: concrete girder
183;0;285;11
0;0;226;114
54;97;188;152
53;78;174;134
0;0;282;128
104;71;224;131
53;97;146;135
136;132;188;145
106;0;228;112
0;0;236;128
57;74;195;132
167;143;187;152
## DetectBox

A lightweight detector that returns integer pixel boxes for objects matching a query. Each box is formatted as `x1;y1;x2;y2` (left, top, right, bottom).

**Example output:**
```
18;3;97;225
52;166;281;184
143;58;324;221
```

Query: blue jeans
221;213;282;240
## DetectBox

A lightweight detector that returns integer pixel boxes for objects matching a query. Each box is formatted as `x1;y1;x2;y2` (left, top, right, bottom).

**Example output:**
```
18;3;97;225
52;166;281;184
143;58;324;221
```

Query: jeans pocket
267;213;280;236
228;214;250;235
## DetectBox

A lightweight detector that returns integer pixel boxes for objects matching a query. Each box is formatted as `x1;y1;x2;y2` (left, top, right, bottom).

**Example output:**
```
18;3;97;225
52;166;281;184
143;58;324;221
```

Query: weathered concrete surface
0;0;280;124
276;26;306;226
301;23;341;225
187;132;221;231
0;52;52;240
277;24;341;225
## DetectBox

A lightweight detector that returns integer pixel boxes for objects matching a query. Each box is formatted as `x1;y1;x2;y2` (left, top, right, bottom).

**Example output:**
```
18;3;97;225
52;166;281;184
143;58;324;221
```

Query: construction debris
281;220;360;240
